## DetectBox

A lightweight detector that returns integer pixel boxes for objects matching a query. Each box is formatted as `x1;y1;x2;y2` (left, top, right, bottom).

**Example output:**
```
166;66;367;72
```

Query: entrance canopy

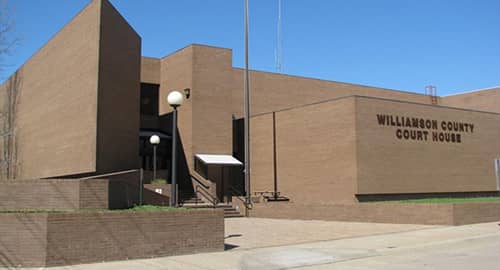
195;154;243;166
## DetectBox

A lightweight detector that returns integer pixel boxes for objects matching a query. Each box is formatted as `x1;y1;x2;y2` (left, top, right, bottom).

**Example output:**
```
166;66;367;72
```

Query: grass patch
150;179;168;185
0;205;189;214
397;197;500;204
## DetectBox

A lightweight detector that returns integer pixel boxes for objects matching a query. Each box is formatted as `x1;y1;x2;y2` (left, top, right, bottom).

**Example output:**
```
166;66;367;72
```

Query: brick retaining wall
250;202;500;225
0;179;107;210
0;178;170;210
0;213;48;267
0;209;224;267
453;202;500;225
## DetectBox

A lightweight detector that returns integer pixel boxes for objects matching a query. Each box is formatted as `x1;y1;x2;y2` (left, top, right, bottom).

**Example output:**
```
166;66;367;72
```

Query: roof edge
442;86;500;97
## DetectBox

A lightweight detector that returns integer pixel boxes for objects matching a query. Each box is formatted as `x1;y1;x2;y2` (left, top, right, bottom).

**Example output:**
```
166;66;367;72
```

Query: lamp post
243;0;251;216
167;91;184;207
149;135;160;180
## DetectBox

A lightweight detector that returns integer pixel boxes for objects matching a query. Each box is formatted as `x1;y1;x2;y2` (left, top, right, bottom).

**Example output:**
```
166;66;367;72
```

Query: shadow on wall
159;112;193;195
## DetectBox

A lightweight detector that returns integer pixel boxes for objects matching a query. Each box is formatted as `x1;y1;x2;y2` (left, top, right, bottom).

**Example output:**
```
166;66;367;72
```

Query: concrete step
225;213;244;218
180;199;204;204
182;203;244;218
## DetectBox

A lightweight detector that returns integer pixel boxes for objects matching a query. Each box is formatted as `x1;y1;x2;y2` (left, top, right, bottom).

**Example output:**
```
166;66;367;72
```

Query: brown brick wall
95;0;141;174
0;179;110;210
160;46;194;173
356;96;500;194
79;179;109;209
230;68;433;119
0;213;48;267
250;95;500;203
0;209;224;267
0;0;102;179
0;177;173;210
249;202;500;225
453;202;500;225
141;57;161;84
250;114;275;193
191;45;234;158
45;210;223;266
0;180;80;210
0;0;144;180
442;87;500;113
279;98;358;203
251;98;358;203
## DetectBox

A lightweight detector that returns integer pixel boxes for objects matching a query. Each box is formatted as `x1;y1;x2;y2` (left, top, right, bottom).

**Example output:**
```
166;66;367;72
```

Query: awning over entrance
195;154;243;166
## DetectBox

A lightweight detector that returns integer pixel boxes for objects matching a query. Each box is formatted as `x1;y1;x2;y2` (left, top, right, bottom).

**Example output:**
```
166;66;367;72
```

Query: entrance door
215;166;230;203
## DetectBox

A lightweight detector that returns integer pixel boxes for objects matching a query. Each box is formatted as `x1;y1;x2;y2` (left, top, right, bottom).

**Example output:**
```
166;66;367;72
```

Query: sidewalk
9;218;500;270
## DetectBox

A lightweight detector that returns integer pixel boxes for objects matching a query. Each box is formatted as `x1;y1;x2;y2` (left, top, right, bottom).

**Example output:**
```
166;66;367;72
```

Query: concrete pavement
224;218;437;250
8;218;500;270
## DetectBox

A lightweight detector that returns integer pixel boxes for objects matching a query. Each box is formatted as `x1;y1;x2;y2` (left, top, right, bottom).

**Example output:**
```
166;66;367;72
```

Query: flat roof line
251;95;500;118
159;43;232;60
233;67;430;98
141;56;161;60
442;86;500;97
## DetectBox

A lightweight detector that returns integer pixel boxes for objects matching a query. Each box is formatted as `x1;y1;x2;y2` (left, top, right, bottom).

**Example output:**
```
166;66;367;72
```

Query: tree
0;70;20;179
0;0;17;73
0;0;19;180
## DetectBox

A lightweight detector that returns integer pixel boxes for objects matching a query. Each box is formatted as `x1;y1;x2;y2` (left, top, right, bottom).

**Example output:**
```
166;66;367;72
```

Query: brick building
1;0;499;207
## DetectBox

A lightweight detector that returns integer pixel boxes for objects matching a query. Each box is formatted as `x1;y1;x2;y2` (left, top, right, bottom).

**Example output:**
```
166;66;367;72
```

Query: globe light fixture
149;135;160;145
167;91;184;107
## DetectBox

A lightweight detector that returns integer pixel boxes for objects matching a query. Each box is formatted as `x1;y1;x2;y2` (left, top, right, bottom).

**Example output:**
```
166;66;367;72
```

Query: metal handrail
190;173;211;189
254;190;289;202
195;185;218;207
78;169;140;180
229;185;250;209
254;191;280;197
191;173;218;206
229;184;245;197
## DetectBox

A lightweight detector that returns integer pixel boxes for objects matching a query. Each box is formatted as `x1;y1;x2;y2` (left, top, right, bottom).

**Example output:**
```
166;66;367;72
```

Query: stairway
218;204;244;218
178;191;204;205
178;181;244;218
180;199;244;218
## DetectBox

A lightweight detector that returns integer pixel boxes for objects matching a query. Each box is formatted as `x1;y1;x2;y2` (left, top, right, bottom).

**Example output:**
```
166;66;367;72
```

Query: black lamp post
167;91;184;207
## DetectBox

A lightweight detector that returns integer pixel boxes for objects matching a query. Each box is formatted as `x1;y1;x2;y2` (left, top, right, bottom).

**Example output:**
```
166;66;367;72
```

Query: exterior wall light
184;88;191;99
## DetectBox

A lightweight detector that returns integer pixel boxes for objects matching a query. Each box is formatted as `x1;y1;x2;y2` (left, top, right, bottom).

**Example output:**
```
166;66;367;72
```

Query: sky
2;0;500;96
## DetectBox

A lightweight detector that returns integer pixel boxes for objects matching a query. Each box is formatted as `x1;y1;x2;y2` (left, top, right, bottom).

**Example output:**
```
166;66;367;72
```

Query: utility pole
244;0;251;216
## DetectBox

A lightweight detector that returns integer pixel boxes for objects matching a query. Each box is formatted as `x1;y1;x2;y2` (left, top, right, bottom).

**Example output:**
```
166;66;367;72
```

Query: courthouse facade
1;0;499;205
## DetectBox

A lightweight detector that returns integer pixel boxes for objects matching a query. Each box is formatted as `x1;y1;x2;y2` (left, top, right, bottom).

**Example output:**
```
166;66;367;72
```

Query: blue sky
3;0;500;95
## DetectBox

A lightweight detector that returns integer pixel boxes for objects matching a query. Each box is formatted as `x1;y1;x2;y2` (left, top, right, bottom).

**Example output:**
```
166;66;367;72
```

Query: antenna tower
275;0;283;73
